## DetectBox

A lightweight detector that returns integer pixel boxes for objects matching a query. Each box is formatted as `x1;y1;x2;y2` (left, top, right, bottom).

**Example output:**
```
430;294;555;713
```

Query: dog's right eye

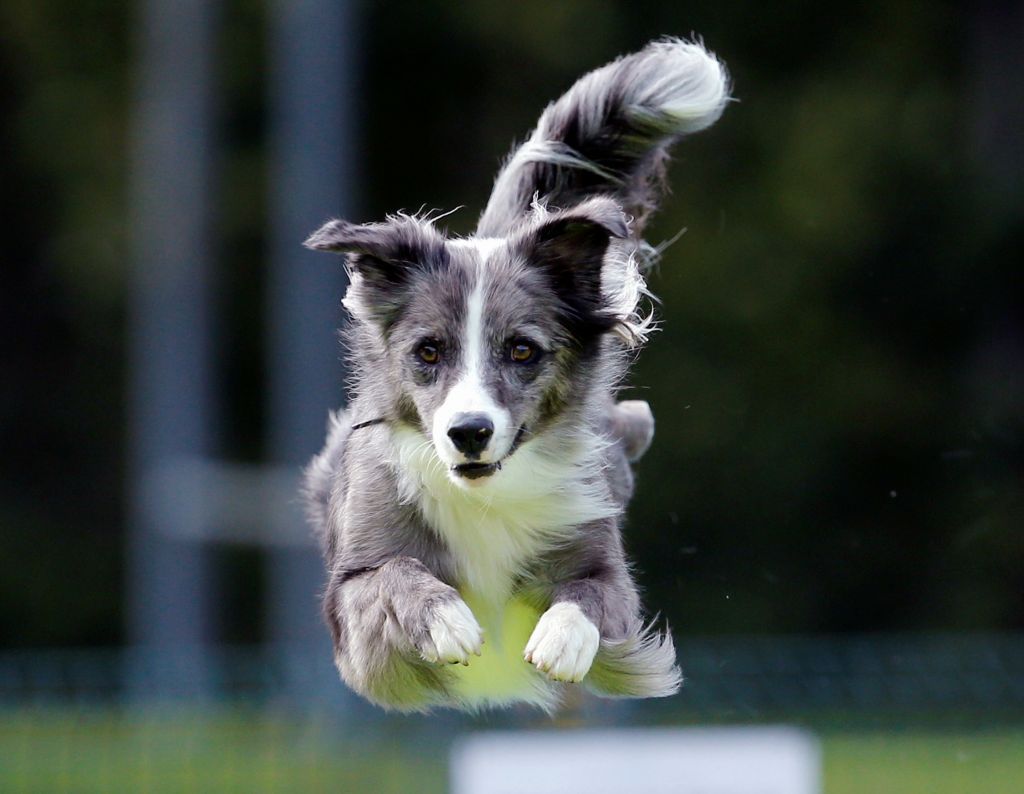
509;341;537;363
417;342;441;365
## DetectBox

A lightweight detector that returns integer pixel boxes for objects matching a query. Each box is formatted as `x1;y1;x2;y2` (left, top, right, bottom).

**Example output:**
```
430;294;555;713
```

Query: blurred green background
1;0;1022;791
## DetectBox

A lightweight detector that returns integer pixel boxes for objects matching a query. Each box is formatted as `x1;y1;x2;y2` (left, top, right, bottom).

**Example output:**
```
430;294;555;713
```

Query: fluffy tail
476;38;730;238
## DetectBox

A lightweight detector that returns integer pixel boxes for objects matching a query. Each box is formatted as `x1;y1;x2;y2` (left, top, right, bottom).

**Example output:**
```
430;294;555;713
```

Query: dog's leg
601;399;654;507
585;617;682;699
609;399;654;462
523;576;618;684
524;574;681;696
524;528;681;697
523;601;599;683
324;556;483;711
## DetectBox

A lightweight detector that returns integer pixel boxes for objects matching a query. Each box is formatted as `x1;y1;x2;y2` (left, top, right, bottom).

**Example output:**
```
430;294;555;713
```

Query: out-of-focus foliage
1;0;131;644
0;0;1020;646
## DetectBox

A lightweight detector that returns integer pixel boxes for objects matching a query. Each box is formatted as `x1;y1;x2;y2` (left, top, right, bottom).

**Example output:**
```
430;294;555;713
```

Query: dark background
2;0;1022;651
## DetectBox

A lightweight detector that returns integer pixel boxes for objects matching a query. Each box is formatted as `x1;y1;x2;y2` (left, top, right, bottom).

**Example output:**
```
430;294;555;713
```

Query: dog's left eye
509;341;537;363
417;342;441;364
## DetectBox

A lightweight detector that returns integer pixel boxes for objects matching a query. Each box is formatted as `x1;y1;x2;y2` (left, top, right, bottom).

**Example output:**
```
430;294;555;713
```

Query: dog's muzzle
450;425;528;481
447;413;494;459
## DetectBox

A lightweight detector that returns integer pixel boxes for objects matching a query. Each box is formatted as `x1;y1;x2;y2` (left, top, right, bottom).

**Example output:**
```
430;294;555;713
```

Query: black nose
447;413;494;458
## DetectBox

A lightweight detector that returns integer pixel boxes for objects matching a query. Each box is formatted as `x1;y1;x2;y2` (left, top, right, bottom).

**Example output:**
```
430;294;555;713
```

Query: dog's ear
305;217;446;286
305;217;447;326
515;197;630;336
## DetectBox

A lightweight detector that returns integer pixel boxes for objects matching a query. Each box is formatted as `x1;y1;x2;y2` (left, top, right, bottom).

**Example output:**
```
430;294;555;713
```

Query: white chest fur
390;426;616;603
390;426;618;708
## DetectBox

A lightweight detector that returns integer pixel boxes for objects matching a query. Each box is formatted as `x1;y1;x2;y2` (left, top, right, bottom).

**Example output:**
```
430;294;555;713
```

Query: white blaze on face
432;240;514;473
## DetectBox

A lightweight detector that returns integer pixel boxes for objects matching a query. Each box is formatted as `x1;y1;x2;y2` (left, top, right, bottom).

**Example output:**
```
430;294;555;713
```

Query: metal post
266;0;358;689
126;0;218;696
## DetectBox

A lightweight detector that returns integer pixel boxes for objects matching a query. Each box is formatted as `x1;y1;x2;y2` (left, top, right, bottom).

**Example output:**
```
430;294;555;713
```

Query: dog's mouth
449;425;528;481
452;461;502;480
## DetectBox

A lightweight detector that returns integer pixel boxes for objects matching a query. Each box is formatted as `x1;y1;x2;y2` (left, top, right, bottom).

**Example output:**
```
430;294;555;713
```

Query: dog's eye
509;341;537;363
417;342;441;364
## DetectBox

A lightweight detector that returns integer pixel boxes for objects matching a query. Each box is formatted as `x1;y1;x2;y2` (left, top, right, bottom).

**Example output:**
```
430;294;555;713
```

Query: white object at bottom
451;726;820;794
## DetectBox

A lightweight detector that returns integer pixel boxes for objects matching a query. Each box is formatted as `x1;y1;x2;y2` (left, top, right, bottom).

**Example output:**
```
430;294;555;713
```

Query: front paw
524;602;600;683
416;598;484;665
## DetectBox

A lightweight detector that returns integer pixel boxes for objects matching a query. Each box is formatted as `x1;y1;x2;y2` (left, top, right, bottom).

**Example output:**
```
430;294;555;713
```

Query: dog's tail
476;38;730;238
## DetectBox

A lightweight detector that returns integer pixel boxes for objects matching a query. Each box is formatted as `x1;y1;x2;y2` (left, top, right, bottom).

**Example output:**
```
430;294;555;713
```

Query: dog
303;38;729;712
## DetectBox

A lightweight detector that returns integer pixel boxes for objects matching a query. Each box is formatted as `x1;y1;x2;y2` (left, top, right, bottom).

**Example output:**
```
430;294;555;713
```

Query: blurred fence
2;634;1023;793
2;633;1023;718
679;633;1024;718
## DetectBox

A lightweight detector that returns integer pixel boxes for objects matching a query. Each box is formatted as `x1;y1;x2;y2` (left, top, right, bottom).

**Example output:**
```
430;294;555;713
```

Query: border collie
303;38;729;712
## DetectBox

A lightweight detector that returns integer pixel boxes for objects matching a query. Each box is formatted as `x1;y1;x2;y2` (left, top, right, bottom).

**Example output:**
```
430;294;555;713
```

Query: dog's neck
389;422;617;603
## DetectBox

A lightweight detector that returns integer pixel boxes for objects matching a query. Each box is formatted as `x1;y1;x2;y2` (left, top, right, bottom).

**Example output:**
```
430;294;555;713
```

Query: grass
0;708;445;794
1;707;1022;793
823;729;1024;794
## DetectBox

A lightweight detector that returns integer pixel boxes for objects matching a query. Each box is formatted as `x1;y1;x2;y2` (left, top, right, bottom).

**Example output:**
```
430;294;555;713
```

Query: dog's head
306;197;650;487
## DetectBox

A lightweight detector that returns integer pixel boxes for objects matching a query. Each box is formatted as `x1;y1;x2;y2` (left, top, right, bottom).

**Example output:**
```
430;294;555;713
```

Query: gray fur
302;38;729;712
477;37;730;239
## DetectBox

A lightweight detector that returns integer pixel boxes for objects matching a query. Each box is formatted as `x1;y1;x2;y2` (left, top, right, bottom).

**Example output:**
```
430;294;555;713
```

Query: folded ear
305;218;388;254
515;197;630;336
306;216;446;281
305;216;447;327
